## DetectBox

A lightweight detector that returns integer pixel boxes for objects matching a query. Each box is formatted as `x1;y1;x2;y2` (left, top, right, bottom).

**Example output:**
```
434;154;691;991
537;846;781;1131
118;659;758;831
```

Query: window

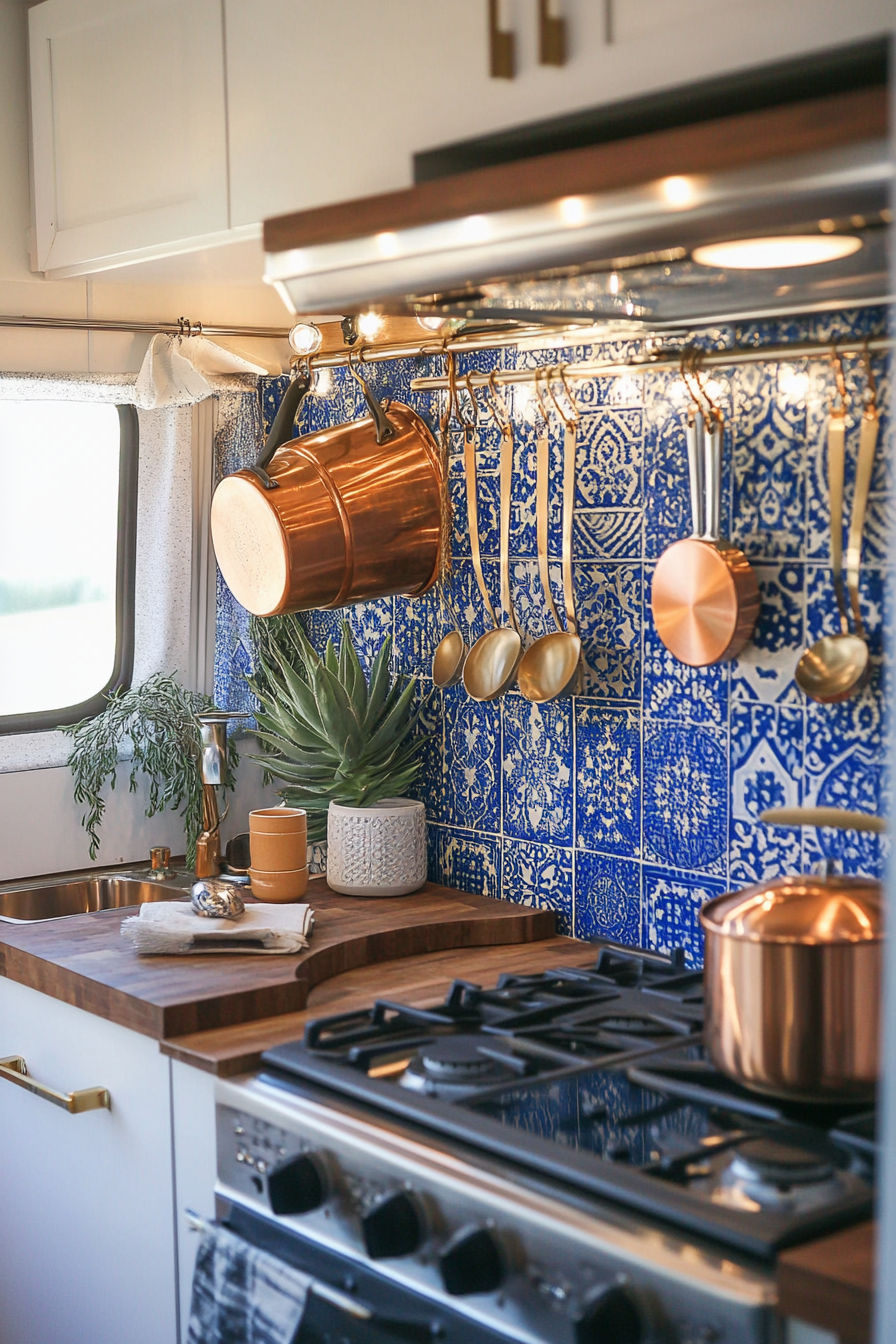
0;402;137;734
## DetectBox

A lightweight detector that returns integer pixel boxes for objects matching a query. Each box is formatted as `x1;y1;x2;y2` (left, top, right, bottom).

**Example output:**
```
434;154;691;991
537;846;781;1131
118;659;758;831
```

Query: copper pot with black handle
211;364;442;616
700;808;884;1104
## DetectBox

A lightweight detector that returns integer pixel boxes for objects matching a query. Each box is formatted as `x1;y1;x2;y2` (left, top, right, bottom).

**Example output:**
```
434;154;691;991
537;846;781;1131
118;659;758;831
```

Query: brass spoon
518;367;582;701
797;350;876;703
463;375;523;702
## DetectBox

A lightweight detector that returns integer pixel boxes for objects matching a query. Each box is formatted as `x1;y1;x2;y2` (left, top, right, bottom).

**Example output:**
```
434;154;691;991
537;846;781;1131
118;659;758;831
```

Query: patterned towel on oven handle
187;1223;311;1344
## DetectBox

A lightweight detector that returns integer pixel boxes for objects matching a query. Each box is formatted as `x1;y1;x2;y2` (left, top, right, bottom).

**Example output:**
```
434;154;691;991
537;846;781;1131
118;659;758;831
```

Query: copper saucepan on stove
700;808;884;1104
651;362;759;666
211;359;442;616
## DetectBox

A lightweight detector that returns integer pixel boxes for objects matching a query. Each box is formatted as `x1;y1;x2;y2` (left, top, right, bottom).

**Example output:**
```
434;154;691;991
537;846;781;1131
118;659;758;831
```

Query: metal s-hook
348;345;395;444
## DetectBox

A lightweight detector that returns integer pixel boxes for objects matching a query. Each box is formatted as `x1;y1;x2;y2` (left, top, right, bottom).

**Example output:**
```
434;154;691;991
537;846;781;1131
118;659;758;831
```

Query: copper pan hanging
651;353;759;666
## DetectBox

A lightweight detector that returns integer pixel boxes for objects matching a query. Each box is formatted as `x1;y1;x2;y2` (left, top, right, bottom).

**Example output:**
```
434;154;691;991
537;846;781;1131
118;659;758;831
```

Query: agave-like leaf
324;638;338;676
268;650;327;739
363;636;393;730
359;677;419;764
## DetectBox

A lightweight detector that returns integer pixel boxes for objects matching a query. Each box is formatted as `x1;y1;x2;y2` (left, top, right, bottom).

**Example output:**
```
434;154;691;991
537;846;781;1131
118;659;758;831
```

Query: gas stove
215;941;876;1343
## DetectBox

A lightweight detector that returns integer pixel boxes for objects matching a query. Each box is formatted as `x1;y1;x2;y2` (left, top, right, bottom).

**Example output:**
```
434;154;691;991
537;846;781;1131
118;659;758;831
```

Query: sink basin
0;875;192;923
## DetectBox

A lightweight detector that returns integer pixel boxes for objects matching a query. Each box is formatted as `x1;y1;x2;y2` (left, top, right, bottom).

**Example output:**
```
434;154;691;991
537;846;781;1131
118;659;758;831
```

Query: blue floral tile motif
729;704;802;884
730;362;806;560
575;563;641;700
644;867;727;968
574;510;642;561
806;566;885;659
575;410;643;509
574;851;641;944
502;696;573;845
803;689;890;877
643;400;691;561
643;723;727;874
575;706;640;856
731;563;803;705
428;824;501;898
502;839;573;935
442;686;500;833
642;573;728;725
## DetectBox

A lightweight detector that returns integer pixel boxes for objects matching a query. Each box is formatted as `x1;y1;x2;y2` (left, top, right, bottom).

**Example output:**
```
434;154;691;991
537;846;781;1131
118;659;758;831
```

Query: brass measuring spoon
518;366;583;701
463;372;523;701
796;349;875;703
431;354;469;688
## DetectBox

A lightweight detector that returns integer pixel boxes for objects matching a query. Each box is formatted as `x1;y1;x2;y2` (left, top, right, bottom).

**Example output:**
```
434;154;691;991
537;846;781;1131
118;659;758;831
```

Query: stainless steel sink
0;875;192;923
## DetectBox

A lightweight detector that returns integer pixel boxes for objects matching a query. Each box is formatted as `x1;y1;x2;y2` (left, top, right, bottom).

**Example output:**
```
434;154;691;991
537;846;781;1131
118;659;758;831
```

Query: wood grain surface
161;934;598;1076
0;879;554;1040
777;1220;875;1343
264;89;886;253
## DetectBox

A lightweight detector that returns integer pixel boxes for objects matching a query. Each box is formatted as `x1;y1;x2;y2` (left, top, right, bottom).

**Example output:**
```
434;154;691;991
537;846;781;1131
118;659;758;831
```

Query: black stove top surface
262;941;875;1259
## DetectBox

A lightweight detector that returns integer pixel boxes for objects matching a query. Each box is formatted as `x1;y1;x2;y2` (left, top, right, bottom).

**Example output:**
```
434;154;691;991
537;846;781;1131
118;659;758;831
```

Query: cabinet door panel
0;979;178;1344
30;0;228;272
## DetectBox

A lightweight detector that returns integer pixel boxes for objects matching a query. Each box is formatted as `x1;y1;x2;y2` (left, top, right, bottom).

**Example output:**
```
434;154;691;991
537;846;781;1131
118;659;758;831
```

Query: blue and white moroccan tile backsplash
215;306;892;966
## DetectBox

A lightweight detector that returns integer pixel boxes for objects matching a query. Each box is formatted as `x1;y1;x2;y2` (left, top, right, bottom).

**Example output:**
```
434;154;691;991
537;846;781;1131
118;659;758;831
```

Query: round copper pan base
651;538;760;667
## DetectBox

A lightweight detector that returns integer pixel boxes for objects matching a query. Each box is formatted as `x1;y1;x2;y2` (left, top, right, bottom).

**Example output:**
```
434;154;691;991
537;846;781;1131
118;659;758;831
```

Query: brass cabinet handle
0;1055;110;1113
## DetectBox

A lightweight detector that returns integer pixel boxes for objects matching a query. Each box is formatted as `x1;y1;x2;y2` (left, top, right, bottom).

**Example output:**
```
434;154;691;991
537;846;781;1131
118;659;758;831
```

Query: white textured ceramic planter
326;798;427;897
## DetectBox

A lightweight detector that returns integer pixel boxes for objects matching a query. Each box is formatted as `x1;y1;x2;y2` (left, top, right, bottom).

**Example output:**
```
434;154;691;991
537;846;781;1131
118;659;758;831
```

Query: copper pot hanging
211;360;442;616
651;363;759;666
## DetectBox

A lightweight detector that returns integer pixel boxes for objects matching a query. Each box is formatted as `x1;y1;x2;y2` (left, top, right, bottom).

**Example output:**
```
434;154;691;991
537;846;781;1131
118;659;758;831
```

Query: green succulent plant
247;615;431;845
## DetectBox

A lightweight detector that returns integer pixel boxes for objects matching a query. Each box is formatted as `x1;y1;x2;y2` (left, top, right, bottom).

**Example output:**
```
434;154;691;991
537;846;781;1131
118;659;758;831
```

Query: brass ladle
796;349;878;703
463;373;523;701
518;366;582;701
432;355;469;688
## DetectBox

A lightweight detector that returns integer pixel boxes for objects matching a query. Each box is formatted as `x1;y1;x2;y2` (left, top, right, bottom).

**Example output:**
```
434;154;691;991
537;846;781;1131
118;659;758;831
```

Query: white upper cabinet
30;0;230;275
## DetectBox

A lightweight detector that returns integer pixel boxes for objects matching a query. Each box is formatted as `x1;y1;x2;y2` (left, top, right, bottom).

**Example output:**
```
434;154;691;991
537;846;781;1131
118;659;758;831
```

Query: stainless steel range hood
263;80;891;333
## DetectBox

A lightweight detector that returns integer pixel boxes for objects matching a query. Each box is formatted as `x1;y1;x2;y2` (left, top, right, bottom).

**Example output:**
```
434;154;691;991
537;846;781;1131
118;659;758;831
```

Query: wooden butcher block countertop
0;877;556;1039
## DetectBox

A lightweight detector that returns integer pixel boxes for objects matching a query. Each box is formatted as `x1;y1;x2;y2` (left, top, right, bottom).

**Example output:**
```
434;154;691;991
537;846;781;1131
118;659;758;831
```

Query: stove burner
421;1037;498;1079
730;1139;835;1188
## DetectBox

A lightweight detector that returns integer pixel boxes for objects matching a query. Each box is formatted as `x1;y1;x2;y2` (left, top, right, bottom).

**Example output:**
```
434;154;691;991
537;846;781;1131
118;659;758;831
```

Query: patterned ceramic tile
806;566;885;659
574;850;641;944
731;563;804;705
802;688;889;876
643;401;691;561
574;510;642;560
729;704;803;884
428;824;502;898
644;866;727;968
643;722;728;874
502;839;573;935
642;573;728;725
502;696;573;845
441;686;500;833
575;410;643;509
575;706;640;856
730;362;806;560
575;562;641;700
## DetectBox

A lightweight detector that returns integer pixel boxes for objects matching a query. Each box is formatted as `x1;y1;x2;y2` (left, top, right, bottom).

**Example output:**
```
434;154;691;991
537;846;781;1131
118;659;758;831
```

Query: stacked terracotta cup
248;807;308;901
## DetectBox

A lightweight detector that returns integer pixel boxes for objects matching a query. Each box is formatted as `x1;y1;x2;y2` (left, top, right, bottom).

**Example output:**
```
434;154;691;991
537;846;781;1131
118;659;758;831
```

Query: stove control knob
439;1224;505;1296
362;1191;423;1259
574;1284;642;1344
266;1152;327;1217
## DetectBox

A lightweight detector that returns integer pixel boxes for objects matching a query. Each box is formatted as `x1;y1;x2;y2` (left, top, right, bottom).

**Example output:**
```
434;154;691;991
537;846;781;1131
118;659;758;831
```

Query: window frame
0;404;139;736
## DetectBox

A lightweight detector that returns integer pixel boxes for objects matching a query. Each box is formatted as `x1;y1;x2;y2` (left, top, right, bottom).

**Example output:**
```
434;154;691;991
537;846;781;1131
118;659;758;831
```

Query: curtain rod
0;314;289;338
408;333;895;390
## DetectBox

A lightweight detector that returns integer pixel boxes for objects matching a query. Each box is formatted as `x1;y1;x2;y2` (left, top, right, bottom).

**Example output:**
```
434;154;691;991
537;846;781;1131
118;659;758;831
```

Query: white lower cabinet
0;978;214;1344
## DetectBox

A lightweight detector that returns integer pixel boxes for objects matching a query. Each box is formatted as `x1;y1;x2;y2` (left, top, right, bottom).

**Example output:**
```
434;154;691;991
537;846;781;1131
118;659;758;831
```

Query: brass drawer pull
0;1055;110;1113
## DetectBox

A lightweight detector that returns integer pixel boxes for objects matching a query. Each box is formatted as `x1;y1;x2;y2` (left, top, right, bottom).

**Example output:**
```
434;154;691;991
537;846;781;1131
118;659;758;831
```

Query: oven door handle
309;1281;441;1342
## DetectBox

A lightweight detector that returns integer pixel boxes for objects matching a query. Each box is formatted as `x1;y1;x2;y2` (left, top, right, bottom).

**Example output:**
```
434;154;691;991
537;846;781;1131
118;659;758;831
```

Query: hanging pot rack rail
0;314;290;338
408;333;895;393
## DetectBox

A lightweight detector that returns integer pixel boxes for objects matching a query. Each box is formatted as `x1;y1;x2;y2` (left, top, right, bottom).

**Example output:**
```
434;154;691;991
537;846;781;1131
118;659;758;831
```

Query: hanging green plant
246;616;431;845
60;673;238;866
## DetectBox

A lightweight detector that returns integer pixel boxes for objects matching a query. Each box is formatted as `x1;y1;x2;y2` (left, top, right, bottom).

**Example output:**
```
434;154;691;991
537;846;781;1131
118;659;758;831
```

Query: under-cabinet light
692;235;862;270
287;322;323;356
357;311;385;340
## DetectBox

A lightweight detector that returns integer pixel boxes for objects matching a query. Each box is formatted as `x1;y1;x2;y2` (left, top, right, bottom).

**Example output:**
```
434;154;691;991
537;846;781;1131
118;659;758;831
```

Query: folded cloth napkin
121;901;314;955
188;1223;311;1344
135;333;272;408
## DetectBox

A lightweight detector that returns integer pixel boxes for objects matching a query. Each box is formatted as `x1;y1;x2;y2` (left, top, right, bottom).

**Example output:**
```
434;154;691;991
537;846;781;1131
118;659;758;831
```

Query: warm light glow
558;195;586;226
460;214;490;244
417;314;448;332
357;311;385;340
778;365;809;403
692;235;863;270
376;231;400;258
311;367;333;397
287;322;323;357
661;175;695;208
609;271;620;295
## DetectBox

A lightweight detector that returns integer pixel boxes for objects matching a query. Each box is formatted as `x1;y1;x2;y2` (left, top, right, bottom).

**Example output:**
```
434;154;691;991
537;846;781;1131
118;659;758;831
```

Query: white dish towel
121;901;314;955
135;333;273;408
